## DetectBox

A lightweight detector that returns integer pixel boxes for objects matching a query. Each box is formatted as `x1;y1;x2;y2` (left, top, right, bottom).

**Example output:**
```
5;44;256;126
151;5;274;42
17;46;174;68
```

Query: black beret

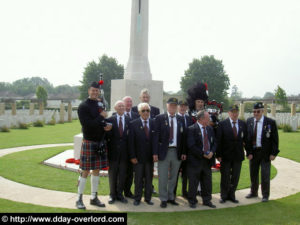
178;100;188;106
253;102;264;109
167;97;178;105
89;81;100;89
229;104;239;111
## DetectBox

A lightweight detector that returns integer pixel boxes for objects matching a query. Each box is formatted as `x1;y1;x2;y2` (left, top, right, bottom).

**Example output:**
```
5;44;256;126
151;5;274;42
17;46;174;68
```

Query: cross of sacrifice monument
110;0;163;111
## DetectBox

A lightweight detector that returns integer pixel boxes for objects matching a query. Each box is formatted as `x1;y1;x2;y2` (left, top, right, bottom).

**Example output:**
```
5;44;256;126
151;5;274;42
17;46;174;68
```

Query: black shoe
189;203;197;208
108;196;115;204
182;194;188;199
145;200;154;205
90;196;105;207
117;196;128;204
133;200;140;206
219;199;226;204
229;199;239;204
245;193;258;199
160;201;167;208
125;192;135;199
76;195;86;210
203;201;216;208
262;197;269;202
167;200;179;206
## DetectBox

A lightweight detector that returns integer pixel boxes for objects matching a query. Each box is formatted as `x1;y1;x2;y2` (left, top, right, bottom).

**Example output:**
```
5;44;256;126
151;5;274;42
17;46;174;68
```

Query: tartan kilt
80;139;108;171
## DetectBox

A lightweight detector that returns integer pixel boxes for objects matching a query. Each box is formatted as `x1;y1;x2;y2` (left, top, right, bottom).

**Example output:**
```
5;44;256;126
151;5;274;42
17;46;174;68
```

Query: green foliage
274;85;288;108
79;55;124;109
0;126;10;132
36;86;48;106
244;102;254;112
11;77;53;96
180;55;230;103
47;119;56;126
282;124;293;132
263;91;275;99
18;123;29;129
230;84;242;100
33;120;44;127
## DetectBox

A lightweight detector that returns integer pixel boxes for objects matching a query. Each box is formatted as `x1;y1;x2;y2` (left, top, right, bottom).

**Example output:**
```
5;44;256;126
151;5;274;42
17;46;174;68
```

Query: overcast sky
0;0;299;97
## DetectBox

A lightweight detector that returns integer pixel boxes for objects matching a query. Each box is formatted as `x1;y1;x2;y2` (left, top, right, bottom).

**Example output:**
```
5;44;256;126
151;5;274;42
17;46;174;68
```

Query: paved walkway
1;144;300;212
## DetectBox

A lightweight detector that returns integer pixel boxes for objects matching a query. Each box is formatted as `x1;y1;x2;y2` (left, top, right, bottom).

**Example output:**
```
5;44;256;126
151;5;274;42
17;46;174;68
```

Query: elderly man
216;105;248;204
129;103;156;206
245;102;279;202
122;96;139;199
106;100;131;204
187;110;217;208
132;89;160;119
76;81;112;210
154;98;186;208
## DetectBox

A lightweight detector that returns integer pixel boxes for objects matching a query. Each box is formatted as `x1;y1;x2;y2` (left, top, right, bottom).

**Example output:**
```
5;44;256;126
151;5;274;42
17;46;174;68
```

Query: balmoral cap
167;97;178;105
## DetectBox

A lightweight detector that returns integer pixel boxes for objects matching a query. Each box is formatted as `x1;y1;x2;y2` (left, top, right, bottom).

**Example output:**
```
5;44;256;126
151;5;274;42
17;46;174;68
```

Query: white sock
91;175;100;199
77;176;87;200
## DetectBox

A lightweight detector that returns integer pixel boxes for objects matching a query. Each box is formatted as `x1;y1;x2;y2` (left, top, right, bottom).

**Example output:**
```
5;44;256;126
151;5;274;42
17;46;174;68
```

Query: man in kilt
76;81;112;210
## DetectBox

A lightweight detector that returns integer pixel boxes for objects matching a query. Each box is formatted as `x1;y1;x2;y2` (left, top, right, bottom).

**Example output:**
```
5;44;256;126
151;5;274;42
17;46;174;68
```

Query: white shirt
140;117;150;129
254;115;264;147
229;118;239;134
168;113;177;147
117;114;125;131
125;110;132;119
197;122;210;151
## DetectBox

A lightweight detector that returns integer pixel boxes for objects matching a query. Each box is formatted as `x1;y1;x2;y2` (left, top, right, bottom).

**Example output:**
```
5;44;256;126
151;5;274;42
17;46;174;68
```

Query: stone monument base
110;79;163;112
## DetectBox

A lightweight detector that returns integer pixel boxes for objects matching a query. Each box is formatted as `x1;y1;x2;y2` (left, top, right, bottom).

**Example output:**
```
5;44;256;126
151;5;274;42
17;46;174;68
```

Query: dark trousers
220;160;242;200
108;160;127;198
174;161;188;196
249;151;271;198
134;161;153;202
187;160;212;205
124;161;134;195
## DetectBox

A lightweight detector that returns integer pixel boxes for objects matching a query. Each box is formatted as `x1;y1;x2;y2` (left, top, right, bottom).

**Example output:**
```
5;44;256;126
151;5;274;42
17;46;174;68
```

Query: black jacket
154;113;185;161
128;118;157;163
216;118;248;162
77;98;107;142
187;123;217;167
246;116;280;160
132;105;160;119
106;115;131;162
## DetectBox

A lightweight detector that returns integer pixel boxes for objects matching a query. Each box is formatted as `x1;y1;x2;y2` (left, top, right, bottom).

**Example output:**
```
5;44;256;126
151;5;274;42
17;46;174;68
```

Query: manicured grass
1;192;300;225
278;130;300;163
0;120;81;149
0;147;276;195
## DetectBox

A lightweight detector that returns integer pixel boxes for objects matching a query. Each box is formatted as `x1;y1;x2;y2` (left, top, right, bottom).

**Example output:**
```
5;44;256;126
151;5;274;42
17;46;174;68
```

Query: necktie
169;116;174;144
202;127;210;154
118;117;123;137
127;112;130;119
144;120;149;139
232;121;238;139
253;120;259;146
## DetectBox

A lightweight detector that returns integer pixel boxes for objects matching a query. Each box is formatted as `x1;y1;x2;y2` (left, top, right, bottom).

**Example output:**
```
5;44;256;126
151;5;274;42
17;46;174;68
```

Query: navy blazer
132;105;160;119
154;113;185;161
106;115;131;162
246;116;279;160
216;118;248;162
128;118;157;163
187;123;217;167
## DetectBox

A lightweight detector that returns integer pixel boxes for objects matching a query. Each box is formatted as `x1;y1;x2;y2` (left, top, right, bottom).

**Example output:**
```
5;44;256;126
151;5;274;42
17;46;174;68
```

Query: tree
274;85;288;108
263;92;275;99
36;86;48;106
180;55;230;103
230;85;242;100
12;77;53;96
79;55;124;108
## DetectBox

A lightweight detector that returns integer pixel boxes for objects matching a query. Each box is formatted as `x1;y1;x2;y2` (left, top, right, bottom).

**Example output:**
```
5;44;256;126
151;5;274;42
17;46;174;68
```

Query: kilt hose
80;139;108;171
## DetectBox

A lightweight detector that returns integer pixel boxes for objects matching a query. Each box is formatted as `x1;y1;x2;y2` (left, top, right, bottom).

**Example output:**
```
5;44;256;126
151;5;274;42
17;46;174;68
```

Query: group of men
75;81;279;210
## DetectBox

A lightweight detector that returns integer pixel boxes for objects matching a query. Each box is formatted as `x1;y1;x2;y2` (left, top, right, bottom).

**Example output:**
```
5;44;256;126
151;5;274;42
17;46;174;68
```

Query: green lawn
278;130;300;162
0;120;81;149
0;146;276;195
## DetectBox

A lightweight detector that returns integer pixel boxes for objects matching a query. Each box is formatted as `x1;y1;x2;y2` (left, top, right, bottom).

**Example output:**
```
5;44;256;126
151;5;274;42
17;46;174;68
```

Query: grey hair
114;100;124;108
122;96;132;101
196;110;207;120
138;102;150;112
140;88;150;96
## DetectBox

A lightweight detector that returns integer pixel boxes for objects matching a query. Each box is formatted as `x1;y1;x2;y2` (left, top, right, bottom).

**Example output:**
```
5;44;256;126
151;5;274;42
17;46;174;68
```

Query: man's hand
204;152;213;159
104;124;112;131
270;155;276;161
247;154;253;160
153;155;158;162
181;154;187;161
100;111;108;118
217;157;222;163
131;158;138;164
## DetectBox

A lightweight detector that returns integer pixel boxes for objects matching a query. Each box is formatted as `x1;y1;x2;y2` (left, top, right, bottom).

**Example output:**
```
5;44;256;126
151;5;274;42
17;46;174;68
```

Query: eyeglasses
141;109;150;113
253;110;262;114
